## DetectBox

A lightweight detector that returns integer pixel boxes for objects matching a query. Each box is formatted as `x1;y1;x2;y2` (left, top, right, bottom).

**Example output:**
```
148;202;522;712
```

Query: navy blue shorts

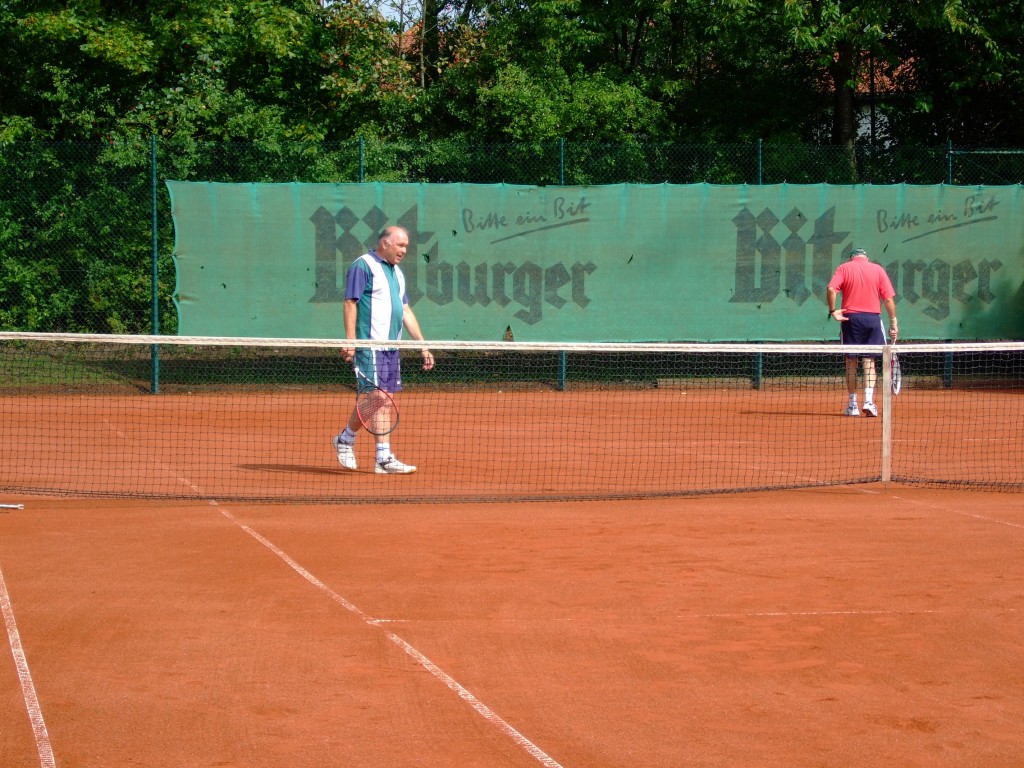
839;313;886;357
353;348;402;393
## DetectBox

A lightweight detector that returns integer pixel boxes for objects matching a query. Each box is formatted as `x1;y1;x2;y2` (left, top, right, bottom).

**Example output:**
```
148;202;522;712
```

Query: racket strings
357;390;398;434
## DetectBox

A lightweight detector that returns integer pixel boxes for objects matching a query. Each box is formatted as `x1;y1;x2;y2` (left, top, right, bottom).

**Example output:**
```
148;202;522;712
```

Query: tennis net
1;333;1021;503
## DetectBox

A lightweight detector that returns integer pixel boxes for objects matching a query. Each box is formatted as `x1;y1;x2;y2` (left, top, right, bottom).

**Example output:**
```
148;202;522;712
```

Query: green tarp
168;182;1024;341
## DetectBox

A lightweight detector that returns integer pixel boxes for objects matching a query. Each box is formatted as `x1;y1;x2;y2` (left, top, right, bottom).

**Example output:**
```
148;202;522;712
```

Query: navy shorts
353;348;402;393
839;313;886;357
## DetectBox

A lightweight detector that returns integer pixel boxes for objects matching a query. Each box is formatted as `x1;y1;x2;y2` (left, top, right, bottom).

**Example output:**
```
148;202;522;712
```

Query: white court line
96;419;564;767
856;486;1024;530
216;506;566;768
953;512;1024;530
912;494;1024;529
0;564;57;768
679;608;947;620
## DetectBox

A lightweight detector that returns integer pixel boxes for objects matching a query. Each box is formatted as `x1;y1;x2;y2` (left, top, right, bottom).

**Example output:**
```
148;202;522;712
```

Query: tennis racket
891;340;902;396
353;366;399;436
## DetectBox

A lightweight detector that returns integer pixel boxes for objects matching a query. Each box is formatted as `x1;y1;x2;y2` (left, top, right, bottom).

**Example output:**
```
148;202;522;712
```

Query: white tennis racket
891;340;902;396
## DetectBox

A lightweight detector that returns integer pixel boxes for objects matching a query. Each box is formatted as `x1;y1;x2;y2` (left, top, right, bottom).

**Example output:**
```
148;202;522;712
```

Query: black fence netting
2;138;1023;334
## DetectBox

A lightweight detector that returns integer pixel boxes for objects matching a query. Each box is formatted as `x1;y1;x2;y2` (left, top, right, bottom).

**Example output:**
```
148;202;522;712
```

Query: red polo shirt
828;255;895;313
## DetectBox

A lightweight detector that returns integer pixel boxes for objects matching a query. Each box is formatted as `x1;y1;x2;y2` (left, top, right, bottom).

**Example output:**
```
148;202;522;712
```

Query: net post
880;345;893;485
557;350;567;391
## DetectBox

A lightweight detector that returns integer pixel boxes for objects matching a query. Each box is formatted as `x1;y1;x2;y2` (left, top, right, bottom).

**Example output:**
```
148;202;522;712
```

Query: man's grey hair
379;225;406;242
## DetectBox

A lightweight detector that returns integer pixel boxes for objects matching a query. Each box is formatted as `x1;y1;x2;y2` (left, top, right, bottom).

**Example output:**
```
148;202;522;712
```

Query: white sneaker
375;455;417;474
332;435;357;470
862;402;878;417
844;403;861;416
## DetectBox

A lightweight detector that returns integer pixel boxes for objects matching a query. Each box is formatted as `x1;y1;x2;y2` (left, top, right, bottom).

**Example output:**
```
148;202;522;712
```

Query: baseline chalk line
1;564;57;768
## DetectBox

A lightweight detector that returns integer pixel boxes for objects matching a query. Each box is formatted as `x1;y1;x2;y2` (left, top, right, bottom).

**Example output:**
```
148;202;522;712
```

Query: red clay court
2;337;1022;766
2;484;1023;768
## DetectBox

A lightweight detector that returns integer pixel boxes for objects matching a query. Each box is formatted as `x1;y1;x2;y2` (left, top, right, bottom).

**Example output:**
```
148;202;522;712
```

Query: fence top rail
2;332;1022;356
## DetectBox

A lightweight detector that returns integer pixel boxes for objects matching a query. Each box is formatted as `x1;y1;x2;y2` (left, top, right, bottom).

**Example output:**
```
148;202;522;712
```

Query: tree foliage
2;0;1023;332
1;0;417;142
1;0;1021;145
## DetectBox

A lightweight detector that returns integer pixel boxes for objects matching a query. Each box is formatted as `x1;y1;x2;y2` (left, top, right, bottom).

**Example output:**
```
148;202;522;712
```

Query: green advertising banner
168;182;1024;341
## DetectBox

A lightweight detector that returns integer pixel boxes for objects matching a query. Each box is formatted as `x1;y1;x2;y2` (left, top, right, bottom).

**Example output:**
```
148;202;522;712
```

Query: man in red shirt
826;248;899;416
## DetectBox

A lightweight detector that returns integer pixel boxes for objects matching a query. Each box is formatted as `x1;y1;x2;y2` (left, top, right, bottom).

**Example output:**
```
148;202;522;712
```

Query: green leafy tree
766;0;1012;150
424;0;664;141
0;0;417;332
884;0;1024;148
0;0;415;142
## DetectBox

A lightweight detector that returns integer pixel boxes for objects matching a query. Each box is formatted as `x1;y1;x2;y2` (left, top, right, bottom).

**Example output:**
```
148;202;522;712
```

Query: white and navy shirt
344;250;407;345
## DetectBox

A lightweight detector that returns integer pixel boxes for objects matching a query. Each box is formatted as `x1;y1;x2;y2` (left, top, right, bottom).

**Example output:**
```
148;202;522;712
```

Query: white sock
848;393;858;406
339;427;356;445
376;443;390;462
864;386;874;403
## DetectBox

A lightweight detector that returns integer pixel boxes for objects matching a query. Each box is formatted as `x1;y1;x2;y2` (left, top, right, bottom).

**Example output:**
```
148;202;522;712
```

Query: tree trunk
830;39;858;179
421;0;441;87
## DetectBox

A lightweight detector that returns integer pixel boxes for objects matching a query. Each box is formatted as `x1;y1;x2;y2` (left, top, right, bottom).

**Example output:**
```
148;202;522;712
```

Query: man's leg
861;358;878;416
862;357;876;393
332;407;362;469
843;357;860;415
373;395;416;474
845;357;859;394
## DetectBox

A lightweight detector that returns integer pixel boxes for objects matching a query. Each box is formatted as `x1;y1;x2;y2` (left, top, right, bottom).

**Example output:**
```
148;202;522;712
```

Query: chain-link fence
2;138;1023;334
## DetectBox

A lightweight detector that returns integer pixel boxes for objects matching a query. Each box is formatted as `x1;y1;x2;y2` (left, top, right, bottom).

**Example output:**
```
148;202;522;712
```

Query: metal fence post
754;140;764;379
150;133;160;394
558;139;567;389
754;344;765;389
559;138;565;185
